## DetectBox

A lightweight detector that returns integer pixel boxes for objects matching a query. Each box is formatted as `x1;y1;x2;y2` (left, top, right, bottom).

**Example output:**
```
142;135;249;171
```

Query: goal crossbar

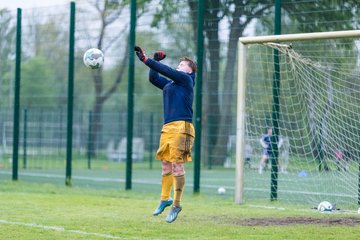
239;30;360;44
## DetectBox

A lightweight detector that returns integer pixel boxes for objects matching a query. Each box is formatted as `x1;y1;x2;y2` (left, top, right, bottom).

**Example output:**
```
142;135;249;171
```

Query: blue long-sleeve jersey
146;58;195;124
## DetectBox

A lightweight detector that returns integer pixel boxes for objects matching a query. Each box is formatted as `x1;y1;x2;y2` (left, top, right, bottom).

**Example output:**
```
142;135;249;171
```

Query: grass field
1;156;359;209
0;180;360;239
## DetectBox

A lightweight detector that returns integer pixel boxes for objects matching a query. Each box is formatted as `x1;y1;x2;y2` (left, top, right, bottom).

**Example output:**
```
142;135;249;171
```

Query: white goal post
235;30;360;204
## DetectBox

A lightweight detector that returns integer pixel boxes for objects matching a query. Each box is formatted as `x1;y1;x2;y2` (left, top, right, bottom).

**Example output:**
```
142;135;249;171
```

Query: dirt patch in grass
234;217;360;226
216;216;360;226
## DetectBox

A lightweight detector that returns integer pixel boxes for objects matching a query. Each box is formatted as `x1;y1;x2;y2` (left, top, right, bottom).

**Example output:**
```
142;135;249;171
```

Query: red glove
154;51;166;61
134;46;148;62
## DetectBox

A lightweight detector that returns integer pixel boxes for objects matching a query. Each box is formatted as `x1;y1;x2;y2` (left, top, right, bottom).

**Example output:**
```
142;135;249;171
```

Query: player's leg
153;160;173;216
166;163;184;223
259;154;268;174
172;163;185;207
245;157;251;169
153;160;174;216
153;129;173;216
161;160;173;201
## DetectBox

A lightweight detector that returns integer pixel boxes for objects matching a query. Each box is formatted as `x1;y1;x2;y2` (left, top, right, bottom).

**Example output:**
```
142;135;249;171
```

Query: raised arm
134;46;193;88
149;68;171;89
146;59;192;88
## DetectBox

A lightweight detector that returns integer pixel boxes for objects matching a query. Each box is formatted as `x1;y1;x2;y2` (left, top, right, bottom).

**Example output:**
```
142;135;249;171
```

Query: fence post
23;109;27;169
149;113;154;169
66;1;76;186
270;0;282;201
59;108;63;155
194;0;204;193
12;8;22;181
38;109;43;152
87;111;92;169
126;0;137;190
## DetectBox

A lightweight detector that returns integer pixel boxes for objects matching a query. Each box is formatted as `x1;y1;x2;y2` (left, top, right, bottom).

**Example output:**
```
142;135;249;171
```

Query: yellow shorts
156;121;195;163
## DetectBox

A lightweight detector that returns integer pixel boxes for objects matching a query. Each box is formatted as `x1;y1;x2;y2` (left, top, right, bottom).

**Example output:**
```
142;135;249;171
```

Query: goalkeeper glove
134;46;148;62
154;51;166;61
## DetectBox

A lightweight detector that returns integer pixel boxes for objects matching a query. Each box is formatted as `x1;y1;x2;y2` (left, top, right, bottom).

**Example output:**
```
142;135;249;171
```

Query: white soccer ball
317;201;333;212
83;48;104;69
217;187;226;195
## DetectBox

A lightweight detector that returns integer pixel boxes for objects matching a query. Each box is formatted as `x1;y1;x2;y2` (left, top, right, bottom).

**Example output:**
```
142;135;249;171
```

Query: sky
0;0;72;11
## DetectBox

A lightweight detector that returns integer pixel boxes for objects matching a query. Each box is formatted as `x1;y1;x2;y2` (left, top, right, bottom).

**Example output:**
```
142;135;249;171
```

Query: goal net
235;30;360;211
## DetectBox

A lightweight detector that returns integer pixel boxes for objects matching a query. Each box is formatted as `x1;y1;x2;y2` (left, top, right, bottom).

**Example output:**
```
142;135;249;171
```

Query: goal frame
235;30;360;204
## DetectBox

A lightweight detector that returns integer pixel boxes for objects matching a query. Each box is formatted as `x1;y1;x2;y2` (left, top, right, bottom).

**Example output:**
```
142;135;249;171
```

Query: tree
282;1;359;170
196;0;359;166
81;0;148;157
0;9;16;107
190;1;273;165
20;57;57;108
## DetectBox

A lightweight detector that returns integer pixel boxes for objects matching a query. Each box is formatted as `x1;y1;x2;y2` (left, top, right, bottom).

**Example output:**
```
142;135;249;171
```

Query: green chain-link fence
0;0;359;203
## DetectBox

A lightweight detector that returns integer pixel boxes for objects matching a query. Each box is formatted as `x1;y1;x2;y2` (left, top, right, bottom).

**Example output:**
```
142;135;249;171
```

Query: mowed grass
0;180;360;239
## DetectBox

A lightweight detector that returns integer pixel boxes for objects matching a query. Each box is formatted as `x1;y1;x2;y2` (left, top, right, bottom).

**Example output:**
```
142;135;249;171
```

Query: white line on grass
0;170;233;190
0;170;356;198
0;219;123;239
0;170;158;185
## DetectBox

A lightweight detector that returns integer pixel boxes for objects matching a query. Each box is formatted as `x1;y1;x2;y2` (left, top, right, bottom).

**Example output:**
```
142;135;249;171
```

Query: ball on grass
317;201;332;212
217;187;226;195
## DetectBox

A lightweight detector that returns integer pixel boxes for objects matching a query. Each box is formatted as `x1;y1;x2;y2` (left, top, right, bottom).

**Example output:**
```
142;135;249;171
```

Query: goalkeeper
134;46;196;223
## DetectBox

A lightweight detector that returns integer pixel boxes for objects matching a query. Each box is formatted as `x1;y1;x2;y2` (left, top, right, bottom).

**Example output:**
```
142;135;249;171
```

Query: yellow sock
173;175;185;207
161;173;173;201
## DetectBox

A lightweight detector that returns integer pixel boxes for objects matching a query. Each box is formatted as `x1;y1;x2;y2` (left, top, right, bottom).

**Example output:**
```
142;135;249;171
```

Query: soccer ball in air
317;201;333;212
83;48;104;69
217;187;226;195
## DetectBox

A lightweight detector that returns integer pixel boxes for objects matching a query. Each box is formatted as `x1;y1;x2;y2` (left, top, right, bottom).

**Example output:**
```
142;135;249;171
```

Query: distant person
134;46;196;223
335;149;348;171
258;127;283;174
244;144;252;169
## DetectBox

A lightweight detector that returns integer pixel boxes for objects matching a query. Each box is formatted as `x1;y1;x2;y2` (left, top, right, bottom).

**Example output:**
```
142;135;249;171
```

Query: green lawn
0;180;360;239
0;159;359;210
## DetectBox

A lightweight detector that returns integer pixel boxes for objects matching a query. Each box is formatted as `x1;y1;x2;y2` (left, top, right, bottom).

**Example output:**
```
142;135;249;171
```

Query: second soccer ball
317;201;332;212
217;187;226;195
